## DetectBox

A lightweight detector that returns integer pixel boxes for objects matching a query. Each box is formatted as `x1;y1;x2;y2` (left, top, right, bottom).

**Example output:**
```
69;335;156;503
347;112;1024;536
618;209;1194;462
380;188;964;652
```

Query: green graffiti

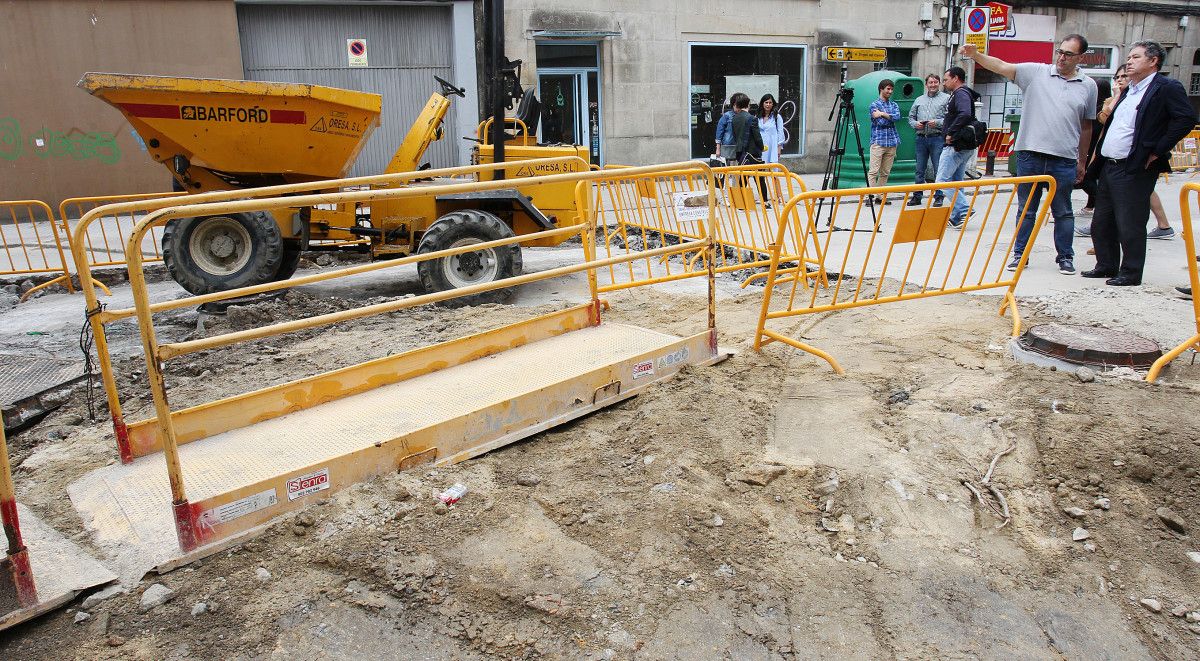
0;117;121;164
0;117;21;161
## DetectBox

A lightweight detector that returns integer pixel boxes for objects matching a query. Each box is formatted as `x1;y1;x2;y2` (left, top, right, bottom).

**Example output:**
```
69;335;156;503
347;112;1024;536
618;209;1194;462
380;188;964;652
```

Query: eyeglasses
1055;48;1081;57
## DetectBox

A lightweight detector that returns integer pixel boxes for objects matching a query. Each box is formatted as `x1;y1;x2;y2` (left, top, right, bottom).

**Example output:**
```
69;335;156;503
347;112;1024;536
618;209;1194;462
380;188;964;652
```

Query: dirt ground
2;258;1199;659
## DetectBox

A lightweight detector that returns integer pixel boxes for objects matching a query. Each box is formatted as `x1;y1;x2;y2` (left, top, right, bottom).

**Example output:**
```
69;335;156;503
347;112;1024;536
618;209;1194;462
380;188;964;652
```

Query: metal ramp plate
0;503;117;631
0;354;85;431
71;322;723;579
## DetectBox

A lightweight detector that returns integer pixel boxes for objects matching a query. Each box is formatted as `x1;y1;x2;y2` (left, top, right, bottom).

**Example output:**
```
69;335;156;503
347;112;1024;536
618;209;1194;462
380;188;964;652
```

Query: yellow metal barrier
0;200;74;300
96;160;715;553
1167;129;1200;175
578;163;824;292
753;176;1055;373
1147;184;1200;382
59;191;186;270
73;156;590;464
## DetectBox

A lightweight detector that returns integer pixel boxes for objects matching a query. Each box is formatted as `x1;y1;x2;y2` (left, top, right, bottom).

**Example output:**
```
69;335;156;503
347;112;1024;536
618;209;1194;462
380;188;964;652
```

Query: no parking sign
963;7;990;52
347;38;368;68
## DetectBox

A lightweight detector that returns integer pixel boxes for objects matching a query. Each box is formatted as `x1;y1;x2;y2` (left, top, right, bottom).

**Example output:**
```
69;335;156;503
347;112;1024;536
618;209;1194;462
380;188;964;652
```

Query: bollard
986;151;997;176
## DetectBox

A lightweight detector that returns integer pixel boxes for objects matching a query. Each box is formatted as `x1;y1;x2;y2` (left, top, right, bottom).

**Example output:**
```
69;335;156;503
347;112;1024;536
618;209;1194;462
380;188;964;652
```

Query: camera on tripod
839;87;854;104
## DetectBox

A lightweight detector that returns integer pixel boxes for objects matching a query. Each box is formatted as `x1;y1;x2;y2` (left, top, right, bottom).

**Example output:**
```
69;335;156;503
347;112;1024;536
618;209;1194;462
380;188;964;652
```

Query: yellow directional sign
822;47;887;63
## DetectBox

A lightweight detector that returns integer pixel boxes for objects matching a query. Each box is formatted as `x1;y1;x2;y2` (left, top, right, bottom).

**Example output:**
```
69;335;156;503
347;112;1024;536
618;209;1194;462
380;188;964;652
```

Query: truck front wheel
416;209;522;303
162;212;283;295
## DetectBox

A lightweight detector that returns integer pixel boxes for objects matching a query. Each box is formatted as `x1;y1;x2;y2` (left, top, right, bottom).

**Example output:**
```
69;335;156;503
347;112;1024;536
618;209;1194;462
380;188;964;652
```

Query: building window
688;43;807;159
877;48;915;76
1191;73;1200;96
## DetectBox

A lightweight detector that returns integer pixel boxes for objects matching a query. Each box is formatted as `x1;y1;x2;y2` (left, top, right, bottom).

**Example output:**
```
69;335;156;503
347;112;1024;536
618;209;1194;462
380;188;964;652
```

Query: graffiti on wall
0;117;121;164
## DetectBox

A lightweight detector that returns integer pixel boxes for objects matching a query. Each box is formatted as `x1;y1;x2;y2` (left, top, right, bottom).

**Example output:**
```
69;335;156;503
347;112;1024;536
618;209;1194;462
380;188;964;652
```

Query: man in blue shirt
868;80;901;205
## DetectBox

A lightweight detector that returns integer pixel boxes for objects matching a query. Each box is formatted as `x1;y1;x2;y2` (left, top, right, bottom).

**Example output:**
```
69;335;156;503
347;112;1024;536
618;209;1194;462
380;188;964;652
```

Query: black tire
272;240;303;282
161;211;283;295
416;209;522;304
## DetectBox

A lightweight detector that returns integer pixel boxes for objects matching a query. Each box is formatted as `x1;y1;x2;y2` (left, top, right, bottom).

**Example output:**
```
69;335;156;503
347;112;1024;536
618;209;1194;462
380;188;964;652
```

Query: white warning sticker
200;488;278;527
632;360;655;379
287;468;331;501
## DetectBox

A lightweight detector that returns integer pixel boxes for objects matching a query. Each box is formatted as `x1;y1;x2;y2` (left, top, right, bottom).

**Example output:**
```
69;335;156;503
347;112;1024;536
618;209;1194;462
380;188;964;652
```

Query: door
537;71;602;165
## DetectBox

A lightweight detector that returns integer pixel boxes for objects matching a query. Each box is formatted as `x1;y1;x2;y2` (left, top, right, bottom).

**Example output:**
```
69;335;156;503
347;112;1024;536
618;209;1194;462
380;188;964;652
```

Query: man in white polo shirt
962;35;1098;276
1083;41;1196;286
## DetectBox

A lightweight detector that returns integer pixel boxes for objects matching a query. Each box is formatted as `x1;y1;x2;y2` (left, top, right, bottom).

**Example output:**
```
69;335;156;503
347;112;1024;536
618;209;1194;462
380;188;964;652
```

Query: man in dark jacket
730;93;763;164
933;66;980;229
1083;41;1197;285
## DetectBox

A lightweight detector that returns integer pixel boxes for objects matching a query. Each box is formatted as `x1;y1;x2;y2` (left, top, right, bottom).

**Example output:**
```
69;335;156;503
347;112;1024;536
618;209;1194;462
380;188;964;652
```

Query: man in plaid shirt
868;79;901;204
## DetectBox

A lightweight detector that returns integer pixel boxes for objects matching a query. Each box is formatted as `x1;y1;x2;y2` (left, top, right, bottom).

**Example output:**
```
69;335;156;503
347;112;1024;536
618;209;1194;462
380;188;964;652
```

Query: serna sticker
632;360;655;379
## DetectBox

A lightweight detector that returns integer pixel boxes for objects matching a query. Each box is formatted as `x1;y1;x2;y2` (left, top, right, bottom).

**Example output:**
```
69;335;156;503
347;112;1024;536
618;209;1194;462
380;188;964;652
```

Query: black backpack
951;88;987;150
954;119;988;150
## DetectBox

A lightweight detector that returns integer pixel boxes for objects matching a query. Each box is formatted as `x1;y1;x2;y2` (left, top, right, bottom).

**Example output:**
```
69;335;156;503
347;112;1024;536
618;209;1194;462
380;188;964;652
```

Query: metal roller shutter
237;3;457;176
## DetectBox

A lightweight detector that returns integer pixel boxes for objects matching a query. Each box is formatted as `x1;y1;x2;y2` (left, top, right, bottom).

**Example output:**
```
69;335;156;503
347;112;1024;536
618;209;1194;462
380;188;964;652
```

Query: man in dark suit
1083;41;1198;286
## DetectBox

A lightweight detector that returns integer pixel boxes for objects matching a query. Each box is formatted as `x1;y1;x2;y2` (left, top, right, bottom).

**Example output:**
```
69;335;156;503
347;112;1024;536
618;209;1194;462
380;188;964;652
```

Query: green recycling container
836;70;925;189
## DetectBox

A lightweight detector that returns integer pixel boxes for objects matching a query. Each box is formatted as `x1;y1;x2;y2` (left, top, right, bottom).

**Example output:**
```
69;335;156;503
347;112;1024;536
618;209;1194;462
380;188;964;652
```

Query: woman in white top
757;94;785;163
757;94;785;206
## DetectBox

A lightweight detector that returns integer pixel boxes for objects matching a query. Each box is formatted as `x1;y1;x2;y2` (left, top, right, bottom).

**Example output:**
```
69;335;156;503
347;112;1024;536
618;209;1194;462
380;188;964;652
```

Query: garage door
237;3;458;177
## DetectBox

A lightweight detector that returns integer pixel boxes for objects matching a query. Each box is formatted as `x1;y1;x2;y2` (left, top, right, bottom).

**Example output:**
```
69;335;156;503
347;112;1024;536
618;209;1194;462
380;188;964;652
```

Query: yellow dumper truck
79;73;588;295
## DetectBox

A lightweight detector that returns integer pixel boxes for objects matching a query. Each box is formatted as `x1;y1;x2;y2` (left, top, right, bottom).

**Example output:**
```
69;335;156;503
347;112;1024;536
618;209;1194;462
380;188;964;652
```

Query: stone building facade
505;0;1200;172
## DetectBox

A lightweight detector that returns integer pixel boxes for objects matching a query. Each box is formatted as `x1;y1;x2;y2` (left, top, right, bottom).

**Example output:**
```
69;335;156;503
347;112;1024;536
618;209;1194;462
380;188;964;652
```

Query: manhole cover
1016;323;1162;369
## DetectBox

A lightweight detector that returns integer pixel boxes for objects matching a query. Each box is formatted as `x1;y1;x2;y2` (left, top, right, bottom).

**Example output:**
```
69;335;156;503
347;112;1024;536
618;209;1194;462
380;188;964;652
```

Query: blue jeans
912;135;945;201
935;145;975;222
1012;151;1076;262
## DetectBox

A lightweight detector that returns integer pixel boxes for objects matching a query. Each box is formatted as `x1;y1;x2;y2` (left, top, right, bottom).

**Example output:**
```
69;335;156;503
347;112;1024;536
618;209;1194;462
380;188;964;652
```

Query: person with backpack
962;35;1098;275
713;95;738;163
933;66;981;229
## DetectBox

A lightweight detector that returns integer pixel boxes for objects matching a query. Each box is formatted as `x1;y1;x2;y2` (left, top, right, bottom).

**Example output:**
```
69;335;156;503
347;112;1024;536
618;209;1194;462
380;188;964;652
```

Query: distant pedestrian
963;35;1098;276
933;66;980;228
907;74;949;207
714;95;738;162
757;93;785;206
1082;41;1196;286
868;79;901;205
1076;76;1111;217
730;92;763;165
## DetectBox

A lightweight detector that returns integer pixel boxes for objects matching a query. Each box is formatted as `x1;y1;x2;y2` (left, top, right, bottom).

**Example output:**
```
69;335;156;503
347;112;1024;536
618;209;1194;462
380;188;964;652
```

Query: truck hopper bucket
79;72;382;182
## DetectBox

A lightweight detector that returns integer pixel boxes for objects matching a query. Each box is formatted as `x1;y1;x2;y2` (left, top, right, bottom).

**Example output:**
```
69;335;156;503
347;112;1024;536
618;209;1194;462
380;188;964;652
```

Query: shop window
688;43;806;159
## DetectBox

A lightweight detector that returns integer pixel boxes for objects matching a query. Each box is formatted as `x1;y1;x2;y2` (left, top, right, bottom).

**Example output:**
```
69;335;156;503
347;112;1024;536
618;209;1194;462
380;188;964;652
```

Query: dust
2;281;1199;659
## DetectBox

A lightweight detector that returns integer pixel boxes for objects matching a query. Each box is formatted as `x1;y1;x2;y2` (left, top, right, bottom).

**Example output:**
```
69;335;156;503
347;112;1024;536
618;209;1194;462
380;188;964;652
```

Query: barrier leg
0;424;37;606
1146;333;1200;383
759;328;845;375
16;274;80;302
1000;291;1022;336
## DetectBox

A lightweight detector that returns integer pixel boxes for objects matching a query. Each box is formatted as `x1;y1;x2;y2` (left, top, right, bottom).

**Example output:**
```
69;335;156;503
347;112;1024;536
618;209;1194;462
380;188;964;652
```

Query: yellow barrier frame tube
1147;185;1200;382
70;156;589;463
117;160;714;550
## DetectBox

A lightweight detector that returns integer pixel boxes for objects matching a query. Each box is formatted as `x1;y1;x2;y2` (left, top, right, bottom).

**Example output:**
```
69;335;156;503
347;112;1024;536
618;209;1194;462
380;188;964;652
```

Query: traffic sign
822;46;887;63
347;38;368;68
963;7;990;52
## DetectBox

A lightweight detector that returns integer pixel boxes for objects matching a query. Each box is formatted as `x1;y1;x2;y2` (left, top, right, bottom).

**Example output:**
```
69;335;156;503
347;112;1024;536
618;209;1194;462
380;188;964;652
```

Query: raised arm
960;44;1017;81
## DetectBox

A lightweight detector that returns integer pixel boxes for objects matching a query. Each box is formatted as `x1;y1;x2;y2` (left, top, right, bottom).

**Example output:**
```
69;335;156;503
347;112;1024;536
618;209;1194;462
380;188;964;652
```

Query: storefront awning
986;40;1053;65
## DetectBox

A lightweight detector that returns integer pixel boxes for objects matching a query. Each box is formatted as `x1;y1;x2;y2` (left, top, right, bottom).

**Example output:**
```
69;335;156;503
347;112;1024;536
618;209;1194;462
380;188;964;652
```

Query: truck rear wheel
416;209;522;303
162;212;283;295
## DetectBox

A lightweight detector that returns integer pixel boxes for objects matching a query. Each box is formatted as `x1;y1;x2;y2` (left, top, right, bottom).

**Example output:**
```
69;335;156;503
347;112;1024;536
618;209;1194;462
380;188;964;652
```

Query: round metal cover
1017;323;1162;369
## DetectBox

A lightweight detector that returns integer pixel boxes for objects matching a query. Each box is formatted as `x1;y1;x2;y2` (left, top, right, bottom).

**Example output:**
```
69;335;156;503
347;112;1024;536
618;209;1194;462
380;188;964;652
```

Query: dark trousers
1091;160;1159;281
